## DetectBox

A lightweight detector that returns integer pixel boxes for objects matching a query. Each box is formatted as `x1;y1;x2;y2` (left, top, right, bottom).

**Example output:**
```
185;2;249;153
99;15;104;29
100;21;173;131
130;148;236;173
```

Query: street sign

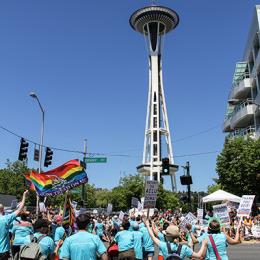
84;157;107;163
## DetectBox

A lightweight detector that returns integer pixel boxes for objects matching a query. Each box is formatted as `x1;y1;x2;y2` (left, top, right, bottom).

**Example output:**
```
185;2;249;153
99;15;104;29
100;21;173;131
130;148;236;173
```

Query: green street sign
84;157;107;163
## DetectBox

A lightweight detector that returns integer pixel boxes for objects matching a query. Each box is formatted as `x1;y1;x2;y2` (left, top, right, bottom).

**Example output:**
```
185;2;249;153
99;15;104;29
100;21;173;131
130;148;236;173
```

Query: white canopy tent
202;189;241;203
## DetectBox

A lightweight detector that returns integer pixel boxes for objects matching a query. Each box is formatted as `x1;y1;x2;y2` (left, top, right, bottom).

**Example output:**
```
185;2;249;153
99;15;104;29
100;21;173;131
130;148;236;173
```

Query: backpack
16;235;47;260
165;242;182;260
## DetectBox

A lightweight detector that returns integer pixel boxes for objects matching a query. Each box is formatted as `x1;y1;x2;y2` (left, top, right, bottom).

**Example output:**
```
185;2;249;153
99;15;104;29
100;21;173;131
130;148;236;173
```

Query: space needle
130;4;179;191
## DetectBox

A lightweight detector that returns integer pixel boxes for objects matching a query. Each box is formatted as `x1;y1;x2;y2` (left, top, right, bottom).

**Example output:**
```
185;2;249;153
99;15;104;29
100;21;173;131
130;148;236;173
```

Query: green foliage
216;138;260;197
207;183;222;194
156;183;179;210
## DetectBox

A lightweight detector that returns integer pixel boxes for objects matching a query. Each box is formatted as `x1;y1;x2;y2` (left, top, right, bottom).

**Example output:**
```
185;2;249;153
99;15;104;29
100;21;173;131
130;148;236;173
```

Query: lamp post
29;92;45;217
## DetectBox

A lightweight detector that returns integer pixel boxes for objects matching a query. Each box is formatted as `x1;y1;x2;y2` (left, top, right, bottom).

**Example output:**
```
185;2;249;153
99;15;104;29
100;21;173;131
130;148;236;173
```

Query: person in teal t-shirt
0;190;28;260
132;223;143;259
62;214;107;260
144;218;208;260
24;219;55;259
114;221;135;259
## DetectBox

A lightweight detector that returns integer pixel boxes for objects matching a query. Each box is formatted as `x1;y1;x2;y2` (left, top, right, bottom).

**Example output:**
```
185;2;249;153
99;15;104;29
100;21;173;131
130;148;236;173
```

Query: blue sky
0;0;258;191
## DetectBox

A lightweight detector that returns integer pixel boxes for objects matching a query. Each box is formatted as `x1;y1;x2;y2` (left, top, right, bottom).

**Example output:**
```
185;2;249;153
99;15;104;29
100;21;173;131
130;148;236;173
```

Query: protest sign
39;202;46;212
137;201;143;211
180;212;197;231
131;197;139;208
252;225;260;238
107;203;113;214
213;203;230;224
143;180;159;209
119;211;124;221
197;208;204;225
237;195;255;217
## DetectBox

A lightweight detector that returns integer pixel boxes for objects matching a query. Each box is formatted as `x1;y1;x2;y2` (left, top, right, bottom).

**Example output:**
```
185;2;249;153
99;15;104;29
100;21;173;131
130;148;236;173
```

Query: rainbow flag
62;195;75;226
27;159;88;197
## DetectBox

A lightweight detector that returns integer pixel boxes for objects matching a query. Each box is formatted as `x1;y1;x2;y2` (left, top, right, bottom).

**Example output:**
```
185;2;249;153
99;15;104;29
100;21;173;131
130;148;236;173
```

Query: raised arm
191;237;208;258
151;220;159;237
224;221;242;245
144;219;160;246
14;190;28;216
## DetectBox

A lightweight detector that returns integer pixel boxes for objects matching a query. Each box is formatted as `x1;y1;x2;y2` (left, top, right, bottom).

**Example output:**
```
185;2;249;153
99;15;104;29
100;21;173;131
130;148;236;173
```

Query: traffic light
180;175;193;185
44;147;53;167
161;157;170;175
34;148;39;161
18;138;29;161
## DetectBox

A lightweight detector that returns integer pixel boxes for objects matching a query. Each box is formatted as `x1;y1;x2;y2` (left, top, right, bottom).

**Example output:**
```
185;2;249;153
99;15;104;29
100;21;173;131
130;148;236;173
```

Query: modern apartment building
223;6;260;140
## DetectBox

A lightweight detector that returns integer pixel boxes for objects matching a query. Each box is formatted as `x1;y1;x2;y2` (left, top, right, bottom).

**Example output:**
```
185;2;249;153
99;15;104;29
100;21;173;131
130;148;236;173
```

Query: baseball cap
165;225;180;238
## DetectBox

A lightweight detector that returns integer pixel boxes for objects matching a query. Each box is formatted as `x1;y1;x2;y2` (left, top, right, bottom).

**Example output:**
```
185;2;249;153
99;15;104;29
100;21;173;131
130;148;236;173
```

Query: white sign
107;203;113;214
180;212;197;230
137;201;143;212
197;208;204;224
39;202;46;213
131;197;139;208
143;180;159;209
252;225;260;238
213;203;230;224
237;195;255;217
119;211;124;221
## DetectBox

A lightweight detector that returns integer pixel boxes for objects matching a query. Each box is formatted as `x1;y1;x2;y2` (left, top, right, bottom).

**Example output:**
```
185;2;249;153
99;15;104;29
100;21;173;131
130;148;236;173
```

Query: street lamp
29;92;45;218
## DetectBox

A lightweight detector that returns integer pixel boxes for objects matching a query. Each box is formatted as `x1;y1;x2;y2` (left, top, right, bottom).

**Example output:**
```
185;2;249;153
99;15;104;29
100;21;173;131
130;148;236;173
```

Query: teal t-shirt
25;232;55;257
11;221;33;246
157;231;165;256
205;233;228;260
114;230;134;252
158;241;193;260
0;213;16;253
62;231;106;260
54;226;65;242
140;226;154;252
129;220;137;231
95;223;104;237
132;230;143;259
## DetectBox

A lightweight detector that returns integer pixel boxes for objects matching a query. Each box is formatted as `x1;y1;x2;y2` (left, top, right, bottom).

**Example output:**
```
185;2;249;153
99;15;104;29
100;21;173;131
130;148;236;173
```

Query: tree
216;138;260;198
207;183;222;194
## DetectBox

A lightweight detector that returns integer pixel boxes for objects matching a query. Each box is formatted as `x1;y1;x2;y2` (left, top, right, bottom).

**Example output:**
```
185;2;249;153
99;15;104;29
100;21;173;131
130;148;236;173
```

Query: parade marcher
114;221;135;260
144;218;208;260
11;209;33;257
62;214;108;260
139;219;154;260
0;190;28;260
22;218;55;260
132;223;143;260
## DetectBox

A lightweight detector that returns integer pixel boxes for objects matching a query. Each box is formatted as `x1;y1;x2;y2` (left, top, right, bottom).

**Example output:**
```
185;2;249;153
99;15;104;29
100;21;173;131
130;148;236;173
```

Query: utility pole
186;161;192;212
82;139;87;208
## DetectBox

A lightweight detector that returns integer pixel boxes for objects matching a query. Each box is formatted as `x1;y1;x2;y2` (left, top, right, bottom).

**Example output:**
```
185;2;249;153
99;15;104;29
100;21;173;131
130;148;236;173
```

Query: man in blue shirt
114;221;135;259
62;214;107;260
132;223;143;260
140;223;154;260
0;190;28;260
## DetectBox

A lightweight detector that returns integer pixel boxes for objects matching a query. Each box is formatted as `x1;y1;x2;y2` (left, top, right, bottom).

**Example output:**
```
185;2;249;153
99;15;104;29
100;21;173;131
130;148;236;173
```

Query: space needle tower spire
130;4;179;191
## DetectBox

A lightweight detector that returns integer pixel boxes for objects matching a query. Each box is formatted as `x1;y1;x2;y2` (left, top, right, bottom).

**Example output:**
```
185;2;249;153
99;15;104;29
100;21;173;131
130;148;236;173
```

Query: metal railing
227;125;256;139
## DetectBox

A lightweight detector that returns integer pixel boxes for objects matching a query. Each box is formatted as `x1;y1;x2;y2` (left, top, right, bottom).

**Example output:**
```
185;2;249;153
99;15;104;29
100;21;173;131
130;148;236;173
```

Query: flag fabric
62;195;75;226
25;159;88;197
24;173;36;191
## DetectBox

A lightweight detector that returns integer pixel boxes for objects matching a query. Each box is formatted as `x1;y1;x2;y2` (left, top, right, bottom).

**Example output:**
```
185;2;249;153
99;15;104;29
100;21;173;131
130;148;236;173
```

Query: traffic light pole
186;161;192;212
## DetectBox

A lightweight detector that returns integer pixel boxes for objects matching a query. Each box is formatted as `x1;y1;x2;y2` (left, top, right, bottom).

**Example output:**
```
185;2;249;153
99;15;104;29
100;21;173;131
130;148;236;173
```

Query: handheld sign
137;201;143;212
131;197;139;208
107;203;113;214
119;211;124;221
143;180;159;209
237;195;255;217
213;203;230;225
180;212;197;231
197;208;204;225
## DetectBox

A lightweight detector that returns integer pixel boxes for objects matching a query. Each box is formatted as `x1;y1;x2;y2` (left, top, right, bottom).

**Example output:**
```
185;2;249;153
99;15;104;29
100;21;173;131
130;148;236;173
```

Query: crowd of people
0;190;259;260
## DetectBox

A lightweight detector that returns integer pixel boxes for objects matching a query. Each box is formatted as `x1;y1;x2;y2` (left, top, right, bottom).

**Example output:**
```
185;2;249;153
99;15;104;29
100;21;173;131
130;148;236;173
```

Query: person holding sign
143;218;208;259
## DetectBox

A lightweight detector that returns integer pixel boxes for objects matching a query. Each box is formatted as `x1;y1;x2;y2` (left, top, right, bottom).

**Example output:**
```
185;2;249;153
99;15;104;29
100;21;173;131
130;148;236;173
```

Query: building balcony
227;125;256;140
223;116;232;132
229;77;251;100
230;100;257;129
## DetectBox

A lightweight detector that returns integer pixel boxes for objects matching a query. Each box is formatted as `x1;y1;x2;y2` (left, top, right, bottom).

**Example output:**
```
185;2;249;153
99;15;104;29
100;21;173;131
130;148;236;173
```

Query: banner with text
180;212;197;231
143;180;159;209
197;208;204;225
213;203;230;224
237;195;255;217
